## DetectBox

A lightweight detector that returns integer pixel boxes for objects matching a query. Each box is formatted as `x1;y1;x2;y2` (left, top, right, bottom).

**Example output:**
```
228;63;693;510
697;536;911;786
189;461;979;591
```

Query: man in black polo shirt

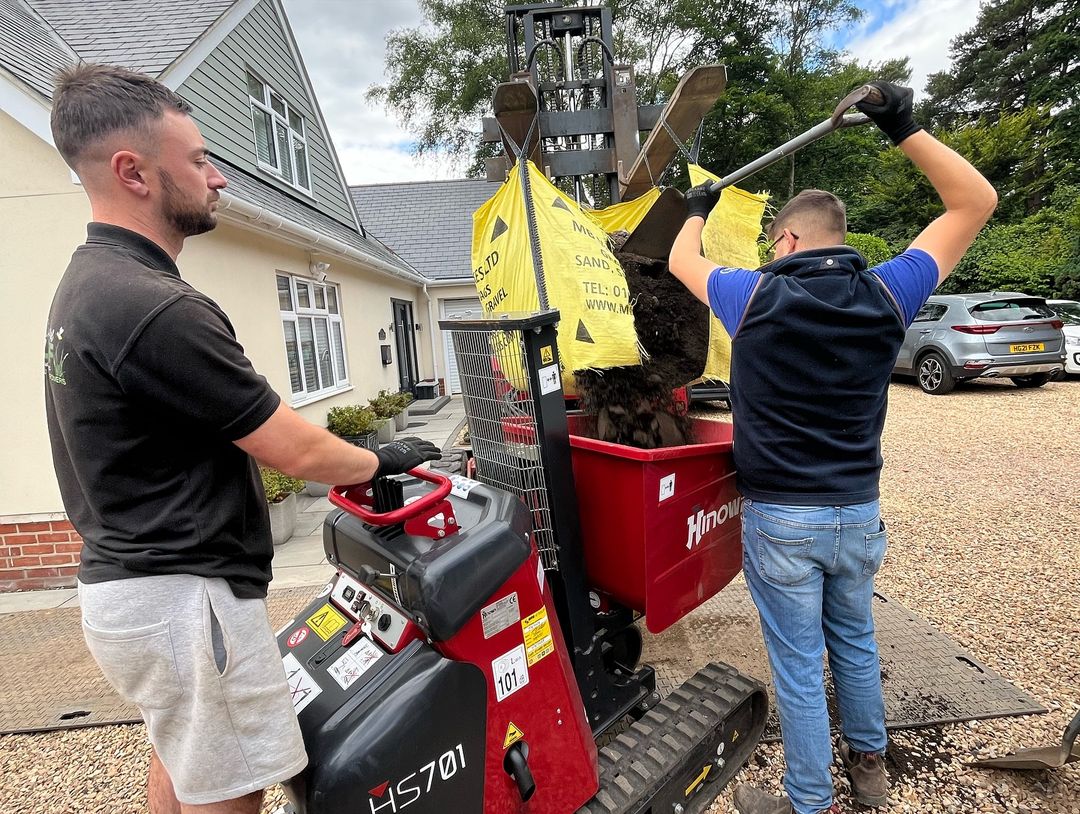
45;64;438;814
668;83;997;814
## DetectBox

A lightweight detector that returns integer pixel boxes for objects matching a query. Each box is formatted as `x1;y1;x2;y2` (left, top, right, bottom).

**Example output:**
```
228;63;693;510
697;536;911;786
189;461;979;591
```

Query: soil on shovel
573;231;712;450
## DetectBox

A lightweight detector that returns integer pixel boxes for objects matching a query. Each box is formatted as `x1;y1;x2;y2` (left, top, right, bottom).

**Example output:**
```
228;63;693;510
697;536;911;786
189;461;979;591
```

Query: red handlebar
329;468;454;526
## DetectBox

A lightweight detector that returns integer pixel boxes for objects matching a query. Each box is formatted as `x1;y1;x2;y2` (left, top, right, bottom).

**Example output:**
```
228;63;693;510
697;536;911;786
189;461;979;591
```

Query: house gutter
216;192;428;286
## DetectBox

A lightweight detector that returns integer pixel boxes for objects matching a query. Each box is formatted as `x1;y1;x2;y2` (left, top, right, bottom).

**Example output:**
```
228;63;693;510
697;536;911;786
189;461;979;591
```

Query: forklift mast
482;3;664;205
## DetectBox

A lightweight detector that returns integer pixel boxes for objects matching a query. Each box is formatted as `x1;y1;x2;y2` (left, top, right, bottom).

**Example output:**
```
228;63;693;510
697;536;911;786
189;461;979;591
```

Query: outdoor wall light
378;329;386;341
308;261;330;282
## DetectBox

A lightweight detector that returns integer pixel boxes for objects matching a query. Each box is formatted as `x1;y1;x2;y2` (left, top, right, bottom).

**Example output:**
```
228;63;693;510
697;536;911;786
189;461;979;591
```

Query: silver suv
894;293;1066;394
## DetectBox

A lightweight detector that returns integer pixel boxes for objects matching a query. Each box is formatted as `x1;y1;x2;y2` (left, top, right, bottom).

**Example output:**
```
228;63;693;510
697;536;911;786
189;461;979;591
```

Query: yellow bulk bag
471;160;641;377
585;186;662;235
686;164;769;382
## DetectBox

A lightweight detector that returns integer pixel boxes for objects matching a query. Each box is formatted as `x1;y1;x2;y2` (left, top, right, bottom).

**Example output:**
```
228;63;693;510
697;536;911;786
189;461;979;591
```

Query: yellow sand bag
585;186;662;235
471;160;641;381
686;164;769;382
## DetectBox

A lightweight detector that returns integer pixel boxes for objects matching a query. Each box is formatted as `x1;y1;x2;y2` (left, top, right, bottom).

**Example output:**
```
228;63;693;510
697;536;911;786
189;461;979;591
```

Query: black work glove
373;437;441;477
856;81;923;146
684;182;720;221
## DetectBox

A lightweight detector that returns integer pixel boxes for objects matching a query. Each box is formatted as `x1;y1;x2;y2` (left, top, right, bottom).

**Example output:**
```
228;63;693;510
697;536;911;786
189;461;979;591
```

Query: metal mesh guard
448;324;559;570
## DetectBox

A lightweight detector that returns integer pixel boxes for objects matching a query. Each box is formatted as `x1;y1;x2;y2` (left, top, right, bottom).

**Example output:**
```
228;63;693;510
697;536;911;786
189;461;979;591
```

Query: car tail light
1051;319;1064;330
951;325;1000;334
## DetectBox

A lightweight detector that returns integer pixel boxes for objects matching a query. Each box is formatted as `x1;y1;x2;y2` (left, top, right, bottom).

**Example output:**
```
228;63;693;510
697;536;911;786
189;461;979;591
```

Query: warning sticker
504;722;525;749
521;607;554;666
282;652;321;715
327;638;383;691
481;592;520;639
538;363;561;395
307;604;348;641
450;473;483;499
286;627;309;648
540;345;554;365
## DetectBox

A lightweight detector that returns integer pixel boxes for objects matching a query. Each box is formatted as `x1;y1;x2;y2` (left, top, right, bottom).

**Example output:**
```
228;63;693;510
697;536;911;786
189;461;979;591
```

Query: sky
281;0;984;187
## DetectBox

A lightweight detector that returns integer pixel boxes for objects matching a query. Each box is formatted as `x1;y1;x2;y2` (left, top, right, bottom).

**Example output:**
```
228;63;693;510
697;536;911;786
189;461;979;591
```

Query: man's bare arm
668;216;719;306
234;402;380;485
903;131;998;283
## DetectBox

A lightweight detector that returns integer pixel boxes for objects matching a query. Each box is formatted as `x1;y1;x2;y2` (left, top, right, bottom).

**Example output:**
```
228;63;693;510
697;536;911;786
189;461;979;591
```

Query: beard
158;168;217;237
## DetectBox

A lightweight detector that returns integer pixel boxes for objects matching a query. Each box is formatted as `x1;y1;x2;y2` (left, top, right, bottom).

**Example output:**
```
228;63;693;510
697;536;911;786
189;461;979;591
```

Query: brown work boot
732;785;841;813
839;740;889;807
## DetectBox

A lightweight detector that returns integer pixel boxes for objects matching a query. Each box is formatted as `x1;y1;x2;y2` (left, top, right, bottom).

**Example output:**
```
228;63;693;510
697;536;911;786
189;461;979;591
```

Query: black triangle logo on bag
576;319;595;343
551;197;571;212
491;217;509;241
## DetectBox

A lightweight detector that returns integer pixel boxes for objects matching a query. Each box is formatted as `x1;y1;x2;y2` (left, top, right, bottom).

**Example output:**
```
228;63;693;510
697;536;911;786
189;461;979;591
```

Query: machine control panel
330;571;412;652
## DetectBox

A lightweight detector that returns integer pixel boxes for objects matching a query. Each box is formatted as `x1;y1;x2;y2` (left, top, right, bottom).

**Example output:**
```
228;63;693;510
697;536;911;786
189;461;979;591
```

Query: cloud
283;0;467;184
845;0;983;93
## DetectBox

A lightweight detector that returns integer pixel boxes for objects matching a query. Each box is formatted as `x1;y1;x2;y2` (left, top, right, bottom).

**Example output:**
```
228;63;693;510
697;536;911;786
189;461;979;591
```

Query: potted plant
367;390;399;444
260;467;306;546
392;390;414;431
326;404;380;449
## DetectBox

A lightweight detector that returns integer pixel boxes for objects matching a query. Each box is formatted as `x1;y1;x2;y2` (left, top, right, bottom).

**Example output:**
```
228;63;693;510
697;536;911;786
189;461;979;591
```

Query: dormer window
246;69;311;194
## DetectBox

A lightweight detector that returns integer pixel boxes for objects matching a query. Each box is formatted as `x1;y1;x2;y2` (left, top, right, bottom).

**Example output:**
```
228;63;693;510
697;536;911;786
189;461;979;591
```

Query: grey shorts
78;575;308;805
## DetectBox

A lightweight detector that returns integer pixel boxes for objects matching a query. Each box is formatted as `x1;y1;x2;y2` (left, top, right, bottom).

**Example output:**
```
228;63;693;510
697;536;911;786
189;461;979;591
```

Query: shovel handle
1065;708;1080;752
705;83;884;194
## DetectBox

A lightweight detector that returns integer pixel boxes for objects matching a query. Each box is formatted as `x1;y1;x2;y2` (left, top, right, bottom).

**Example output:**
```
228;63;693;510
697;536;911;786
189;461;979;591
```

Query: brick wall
0;519;82;592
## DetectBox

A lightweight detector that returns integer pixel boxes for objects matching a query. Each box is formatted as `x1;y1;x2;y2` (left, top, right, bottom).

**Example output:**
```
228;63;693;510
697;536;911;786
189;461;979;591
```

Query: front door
392;299;419;393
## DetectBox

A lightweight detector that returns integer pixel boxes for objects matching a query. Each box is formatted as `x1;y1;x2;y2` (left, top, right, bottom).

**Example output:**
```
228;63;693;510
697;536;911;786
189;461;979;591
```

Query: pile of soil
573;231;712;449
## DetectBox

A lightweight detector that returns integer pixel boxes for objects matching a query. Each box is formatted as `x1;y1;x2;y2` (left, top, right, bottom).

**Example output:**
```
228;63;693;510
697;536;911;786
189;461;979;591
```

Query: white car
1048;300;1080;375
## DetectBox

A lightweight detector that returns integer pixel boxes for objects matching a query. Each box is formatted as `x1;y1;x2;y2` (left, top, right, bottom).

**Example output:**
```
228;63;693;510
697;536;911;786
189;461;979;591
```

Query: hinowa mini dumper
274;312;767;814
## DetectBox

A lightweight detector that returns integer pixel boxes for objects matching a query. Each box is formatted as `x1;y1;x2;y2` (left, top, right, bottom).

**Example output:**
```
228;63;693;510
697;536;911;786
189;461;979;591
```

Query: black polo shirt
45;224;281;598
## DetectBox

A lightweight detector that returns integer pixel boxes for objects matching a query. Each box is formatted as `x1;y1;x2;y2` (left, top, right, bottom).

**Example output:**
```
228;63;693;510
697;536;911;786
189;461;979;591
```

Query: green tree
847;107;1067;242
921;0;1078;212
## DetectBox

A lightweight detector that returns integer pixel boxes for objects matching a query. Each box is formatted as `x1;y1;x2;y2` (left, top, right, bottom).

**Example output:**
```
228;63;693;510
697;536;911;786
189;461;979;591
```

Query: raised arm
857;82;997;283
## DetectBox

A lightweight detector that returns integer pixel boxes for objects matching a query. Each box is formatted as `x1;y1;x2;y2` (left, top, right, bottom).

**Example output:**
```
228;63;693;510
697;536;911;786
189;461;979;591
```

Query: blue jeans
742;499;888;814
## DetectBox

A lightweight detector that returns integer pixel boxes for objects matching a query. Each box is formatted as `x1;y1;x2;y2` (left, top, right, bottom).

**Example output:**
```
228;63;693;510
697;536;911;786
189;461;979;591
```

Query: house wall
178;0;356;228
0;110;431;592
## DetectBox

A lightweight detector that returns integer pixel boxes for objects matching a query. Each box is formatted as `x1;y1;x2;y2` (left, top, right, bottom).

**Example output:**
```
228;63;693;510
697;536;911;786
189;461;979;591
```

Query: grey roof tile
0;0;74;97
350;179;495;282
26;0;235;80
221;160;420;279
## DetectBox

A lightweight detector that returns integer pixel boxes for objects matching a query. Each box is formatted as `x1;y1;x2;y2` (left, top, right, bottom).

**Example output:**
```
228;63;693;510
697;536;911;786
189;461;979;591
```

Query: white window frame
278;273;351;406
247;69;313;195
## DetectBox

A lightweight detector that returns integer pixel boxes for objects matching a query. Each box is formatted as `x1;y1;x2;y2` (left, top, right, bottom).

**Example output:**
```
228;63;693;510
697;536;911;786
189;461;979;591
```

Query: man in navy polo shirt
668;82;997;814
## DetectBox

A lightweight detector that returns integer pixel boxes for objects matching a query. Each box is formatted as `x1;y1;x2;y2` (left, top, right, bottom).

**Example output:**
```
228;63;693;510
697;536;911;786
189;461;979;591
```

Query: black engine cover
281;629;488;814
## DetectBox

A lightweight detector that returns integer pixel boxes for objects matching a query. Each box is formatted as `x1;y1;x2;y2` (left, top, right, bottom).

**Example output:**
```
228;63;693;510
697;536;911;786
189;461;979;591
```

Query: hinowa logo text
685;497;742;549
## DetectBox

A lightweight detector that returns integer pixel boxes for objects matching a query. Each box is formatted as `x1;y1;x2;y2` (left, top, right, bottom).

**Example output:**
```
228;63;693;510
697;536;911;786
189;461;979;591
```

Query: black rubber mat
642;583;1047;741
0;587;318;735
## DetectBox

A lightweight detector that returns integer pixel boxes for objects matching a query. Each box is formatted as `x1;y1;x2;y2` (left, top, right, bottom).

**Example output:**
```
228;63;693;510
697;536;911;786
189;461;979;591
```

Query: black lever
372;476;405;513
503;742;535;801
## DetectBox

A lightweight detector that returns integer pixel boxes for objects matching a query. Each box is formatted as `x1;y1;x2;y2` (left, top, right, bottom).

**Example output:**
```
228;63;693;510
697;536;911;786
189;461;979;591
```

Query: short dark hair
50;63;192;170
768;189;847;242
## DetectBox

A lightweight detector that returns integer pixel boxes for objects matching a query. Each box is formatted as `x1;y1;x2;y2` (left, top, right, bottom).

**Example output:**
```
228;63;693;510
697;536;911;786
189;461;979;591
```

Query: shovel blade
619;187;687;261
968;744;1080;771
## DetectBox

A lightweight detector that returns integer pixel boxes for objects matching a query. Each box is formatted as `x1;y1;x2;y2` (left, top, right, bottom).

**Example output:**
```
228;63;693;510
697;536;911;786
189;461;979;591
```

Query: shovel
968;709;1080;770
620;83;884;260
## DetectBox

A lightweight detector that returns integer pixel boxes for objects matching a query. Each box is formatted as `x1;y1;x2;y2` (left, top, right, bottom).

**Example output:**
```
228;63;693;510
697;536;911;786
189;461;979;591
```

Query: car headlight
1066;335;1080;346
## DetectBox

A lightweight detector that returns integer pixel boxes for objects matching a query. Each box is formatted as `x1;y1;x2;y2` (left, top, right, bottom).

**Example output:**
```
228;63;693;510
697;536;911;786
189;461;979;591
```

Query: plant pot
375;418;395;444
268;492;297;546
340;431;379;451
394;408;409;431
304;481;331;497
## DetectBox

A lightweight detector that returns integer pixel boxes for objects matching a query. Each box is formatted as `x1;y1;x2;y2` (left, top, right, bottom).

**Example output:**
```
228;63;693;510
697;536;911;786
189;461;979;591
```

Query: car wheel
916;352;956;395
1010;373;1052;388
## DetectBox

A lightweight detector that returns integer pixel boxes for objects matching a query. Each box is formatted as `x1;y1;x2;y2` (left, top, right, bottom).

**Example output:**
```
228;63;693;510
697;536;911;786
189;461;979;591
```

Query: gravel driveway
1;378;1077;813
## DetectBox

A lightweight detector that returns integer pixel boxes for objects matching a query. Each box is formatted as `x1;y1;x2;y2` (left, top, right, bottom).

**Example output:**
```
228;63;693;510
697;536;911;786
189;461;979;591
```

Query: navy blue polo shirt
706;247;938;505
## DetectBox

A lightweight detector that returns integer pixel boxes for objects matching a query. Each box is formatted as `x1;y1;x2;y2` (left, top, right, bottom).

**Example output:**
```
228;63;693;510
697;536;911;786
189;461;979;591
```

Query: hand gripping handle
329;468;454;526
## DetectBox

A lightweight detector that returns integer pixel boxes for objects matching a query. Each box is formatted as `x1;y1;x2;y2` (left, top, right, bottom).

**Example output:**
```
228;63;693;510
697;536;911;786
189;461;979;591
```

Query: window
913;303;948;322
247;70;311;193
970;299;1054;322
278;274;348;402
